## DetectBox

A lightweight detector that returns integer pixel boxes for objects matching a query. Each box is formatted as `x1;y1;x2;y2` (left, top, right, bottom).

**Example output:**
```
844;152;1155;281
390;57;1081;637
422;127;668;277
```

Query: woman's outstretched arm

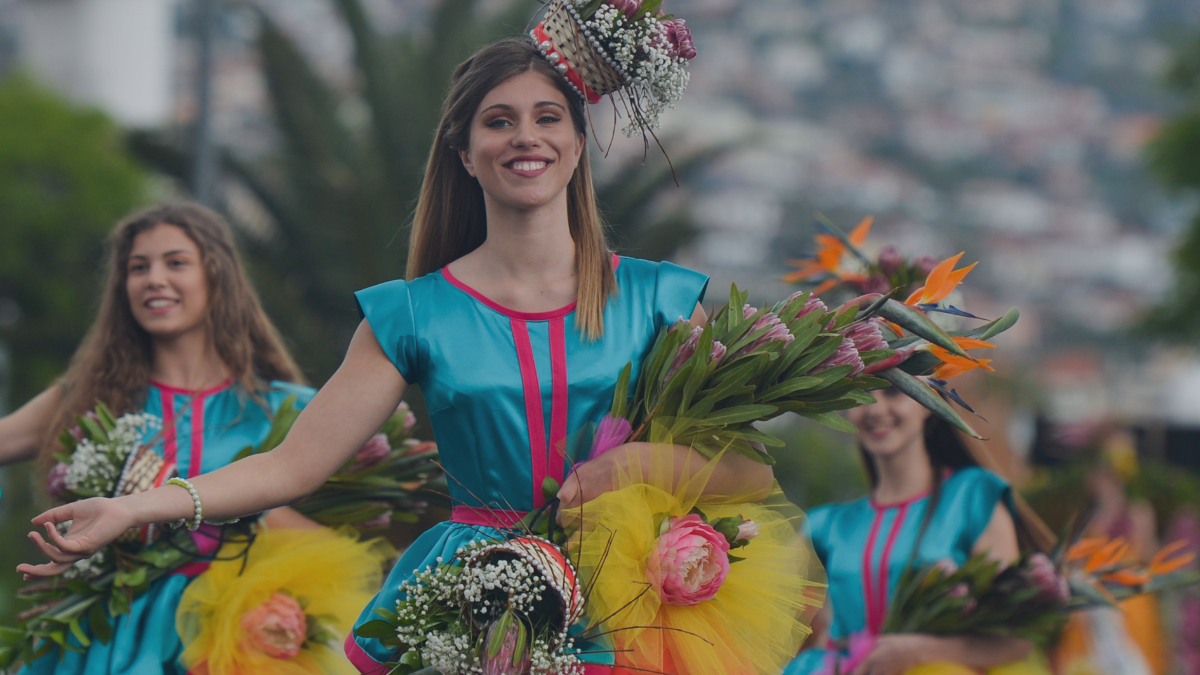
19;320;406;578
0;385;62;466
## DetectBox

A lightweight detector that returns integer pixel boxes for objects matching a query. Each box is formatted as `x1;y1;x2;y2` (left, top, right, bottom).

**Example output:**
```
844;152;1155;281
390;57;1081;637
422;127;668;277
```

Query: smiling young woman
15;39;778;675
0;203;393;675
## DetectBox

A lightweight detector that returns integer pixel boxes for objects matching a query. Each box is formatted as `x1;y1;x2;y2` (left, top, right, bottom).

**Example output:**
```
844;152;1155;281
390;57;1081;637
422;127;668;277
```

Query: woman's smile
504;154;553;177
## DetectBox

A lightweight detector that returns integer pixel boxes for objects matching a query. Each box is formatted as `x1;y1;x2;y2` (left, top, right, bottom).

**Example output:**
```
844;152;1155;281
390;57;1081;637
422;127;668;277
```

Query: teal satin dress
344;256;709;672
21;380;314;675
784;467;1013;675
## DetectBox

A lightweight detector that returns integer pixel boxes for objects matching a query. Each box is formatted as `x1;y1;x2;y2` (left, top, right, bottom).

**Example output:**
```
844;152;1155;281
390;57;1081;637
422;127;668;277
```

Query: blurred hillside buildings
1;0;1198;446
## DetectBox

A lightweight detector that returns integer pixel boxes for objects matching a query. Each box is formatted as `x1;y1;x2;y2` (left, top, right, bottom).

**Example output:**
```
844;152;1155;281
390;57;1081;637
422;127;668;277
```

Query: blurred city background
1;0;1200;666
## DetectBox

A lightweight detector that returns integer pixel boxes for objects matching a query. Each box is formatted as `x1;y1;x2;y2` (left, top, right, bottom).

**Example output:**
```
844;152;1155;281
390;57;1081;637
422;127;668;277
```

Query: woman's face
459;70;584;212
846;388;931;459
125;224;210;339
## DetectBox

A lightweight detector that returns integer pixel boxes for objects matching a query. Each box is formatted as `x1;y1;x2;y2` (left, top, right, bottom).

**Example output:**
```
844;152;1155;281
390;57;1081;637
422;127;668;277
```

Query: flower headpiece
532;0;696;137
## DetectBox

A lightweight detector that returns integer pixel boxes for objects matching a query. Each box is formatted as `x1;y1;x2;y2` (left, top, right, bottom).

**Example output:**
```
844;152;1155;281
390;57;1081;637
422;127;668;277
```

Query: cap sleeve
355;279;421;384
951;467;1014;550
654;261;709;330
802;504;835;566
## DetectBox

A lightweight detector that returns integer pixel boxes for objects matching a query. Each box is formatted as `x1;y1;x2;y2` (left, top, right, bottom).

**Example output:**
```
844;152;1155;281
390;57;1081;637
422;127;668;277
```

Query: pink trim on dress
344;634;389;674
511;319;551;508
451;506;529;529
160;389;178;465
188;393;206;478
861;507;884;634
871;503;910;635
148;379;233;398
549;317;569;490
869;490;930;510
441;267;577;320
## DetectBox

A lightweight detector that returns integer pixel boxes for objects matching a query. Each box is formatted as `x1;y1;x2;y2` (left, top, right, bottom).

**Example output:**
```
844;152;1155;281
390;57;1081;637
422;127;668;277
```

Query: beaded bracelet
166;477;204;531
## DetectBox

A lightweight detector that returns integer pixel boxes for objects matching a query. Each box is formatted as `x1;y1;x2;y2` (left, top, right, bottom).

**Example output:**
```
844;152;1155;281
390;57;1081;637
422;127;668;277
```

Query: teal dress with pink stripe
784;467;1013;674
344;256;709;673
21;380;314;675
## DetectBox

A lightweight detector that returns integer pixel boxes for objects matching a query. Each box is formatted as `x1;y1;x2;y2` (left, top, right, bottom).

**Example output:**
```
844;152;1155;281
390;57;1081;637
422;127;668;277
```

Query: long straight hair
407;39;615;338
861;415;1057;553
41;203;303;464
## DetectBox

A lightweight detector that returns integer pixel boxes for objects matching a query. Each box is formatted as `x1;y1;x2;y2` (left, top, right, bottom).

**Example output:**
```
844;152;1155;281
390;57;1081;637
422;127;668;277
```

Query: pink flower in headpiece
646;515;730;606
877;246;905;276
661;19;697;60
606;0;642;19
240;593;307;659
813;338;865;377
841;321;889;354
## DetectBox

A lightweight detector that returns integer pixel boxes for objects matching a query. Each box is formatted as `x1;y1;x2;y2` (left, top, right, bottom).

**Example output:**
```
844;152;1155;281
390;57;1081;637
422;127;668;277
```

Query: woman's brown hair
407;38;615;338
41;203;303;464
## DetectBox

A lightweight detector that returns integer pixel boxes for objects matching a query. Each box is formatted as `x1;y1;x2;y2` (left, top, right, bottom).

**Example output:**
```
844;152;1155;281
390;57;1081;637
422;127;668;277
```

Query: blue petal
927;379;987;420
918;304;987;320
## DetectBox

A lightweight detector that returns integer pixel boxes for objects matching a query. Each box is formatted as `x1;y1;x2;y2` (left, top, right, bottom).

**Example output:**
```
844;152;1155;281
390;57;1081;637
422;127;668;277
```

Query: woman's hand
17;498;135;579
556;447;626;512
851;635;934;675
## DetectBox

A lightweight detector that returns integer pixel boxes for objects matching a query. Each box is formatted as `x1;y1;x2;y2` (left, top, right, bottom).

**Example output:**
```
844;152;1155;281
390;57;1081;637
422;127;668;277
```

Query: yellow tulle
906;653;1051;675
570;447;826;675
176;526;393;675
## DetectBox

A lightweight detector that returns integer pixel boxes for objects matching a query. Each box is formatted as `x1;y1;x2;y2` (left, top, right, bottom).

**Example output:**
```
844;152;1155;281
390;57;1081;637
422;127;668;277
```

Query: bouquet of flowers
817;539;1198;675
354;535;588;675
236;399;442;530
784;216;943;299
533;0;696;136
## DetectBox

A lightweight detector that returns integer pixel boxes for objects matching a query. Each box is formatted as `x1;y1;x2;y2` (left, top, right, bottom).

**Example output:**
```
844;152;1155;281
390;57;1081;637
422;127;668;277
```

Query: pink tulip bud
736;520;760;542
350;434;391;472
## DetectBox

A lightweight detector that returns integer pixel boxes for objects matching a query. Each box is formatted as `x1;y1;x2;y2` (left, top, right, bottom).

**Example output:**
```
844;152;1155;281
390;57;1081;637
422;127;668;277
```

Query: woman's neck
870;441;935;505
149;327;231;391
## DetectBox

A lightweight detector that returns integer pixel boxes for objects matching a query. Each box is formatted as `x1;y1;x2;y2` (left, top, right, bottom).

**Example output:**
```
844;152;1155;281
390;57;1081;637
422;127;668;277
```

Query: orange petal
925;261;978;305
933;358;993;380
1102;569;1151;587
849;216;874;247
1087;539;1129;573
1150;552;1195;576
952;337;996;351
884;320;905;338
1068;537;1110;562
904;286;926;306
812;279;840;296
920;253;964;304
1150;540;1190;569
930;346;995;371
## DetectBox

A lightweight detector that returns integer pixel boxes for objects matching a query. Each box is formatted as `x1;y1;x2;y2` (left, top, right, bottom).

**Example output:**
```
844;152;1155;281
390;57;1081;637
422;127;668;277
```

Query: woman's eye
168;259;187;268
485;118;512;128
539;115;561;124
129;263;147;274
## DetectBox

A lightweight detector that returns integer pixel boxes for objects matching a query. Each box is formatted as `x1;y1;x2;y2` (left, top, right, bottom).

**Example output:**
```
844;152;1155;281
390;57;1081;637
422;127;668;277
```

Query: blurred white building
3;0;176;127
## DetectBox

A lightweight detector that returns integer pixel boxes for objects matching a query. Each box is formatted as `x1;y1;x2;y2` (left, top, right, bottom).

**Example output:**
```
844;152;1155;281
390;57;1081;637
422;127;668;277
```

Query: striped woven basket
114;445;177;543
540;0;627;97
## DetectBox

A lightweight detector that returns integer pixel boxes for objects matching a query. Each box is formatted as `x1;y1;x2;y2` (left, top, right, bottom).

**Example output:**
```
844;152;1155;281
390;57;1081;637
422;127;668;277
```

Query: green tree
1145;33;1200;340
132;0;710;383
0;73;148;623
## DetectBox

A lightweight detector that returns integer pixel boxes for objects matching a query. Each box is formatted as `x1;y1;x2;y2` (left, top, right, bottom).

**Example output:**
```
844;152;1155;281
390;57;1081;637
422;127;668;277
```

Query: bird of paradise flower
1063;535;1198;607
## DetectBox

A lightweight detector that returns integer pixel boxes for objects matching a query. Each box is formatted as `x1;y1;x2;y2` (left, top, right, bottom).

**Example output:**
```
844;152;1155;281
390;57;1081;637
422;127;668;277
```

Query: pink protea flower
1027;553;1070;604
669;325;726;376
785;291;830;322
735;519;760;542
841;320;889;353
46;462;71;501
645;514;730;606
395;401;417;434
916;255;940;277
68;424;85;443
589;414;633;459
813;338;865;377
878;246;905;276
240;593;307;659
860;274;892;295
606;0;641;18
933;558;959;576
401;439;437;457
660;19;697;60
350;434;391;472
947;583;970;599
482;614;531;675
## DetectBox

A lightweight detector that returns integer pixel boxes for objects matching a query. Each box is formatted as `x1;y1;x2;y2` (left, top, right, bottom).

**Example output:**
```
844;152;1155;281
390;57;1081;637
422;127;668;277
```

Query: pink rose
240;593;307;659
735;519;760;542
351;434;391;472
645;515;730;606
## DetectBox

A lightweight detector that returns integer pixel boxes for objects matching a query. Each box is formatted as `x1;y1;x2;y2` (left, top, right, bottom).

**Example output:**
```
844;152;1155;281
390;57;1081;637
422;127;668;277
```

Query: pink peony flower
350;434;391;472
877;246;905;276
606;0;641;18
660;18;697;60
735;519;760;542
645;514;730;606
813;338;865;377
240;593;307;659
840;320;889;353
395;401;417;434
589;414;633;459
46;462;71;501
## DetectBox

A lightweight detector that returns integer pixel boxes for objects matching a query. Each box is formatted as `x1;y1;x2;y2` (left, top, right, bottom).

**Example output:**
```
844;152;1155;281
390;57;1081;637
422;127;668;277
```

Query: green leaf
702;405;778;426
67;618;90;648
875;368;982;439
355;619;399;639
610;362;633;419
799;412;858;434
78;415;108;444
757;377;823;402
876;300;971;359
88;602;112;645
